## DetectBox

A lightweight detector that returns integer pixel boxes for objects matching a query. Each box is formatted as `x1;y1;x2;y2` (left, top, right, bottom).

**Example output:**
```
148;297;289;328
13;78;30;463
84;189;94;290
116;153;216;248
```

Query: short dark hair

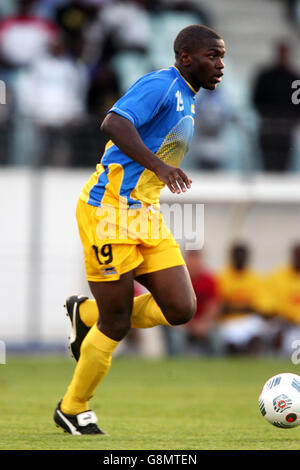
174;24;222;58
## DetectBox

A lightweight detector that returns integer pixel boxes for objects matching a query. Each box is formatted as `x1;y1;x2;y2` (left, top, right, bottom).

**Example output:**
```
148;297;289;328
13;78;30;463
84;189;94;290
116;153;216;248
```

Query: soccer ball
258;373;300;428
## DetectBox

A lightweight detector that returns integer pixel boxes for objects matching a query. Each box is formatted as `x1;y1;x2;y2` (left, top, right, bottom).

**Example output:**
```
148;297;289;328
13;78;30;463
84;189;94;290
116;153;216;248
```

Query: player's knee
97;313;131;341
164;295;197;326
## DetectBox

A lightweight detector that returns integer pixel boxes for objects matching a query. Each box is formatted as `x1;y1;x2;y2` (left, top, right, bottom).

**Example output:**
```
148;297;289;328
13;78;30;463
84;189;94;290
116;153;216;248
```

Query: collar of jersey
172;66;197;95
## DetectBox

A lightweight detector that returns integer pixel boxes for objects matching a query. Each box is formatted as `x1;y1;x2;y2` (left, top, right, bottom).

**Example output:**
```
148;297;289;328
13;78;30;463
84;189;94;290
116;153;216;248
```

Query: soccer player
54;24;225;435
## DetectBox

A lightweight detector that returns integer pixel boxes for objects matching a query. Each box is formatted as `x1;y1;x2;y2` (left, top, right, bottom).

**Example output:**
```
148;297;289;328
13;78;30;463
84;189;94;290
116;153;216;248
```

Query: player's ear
179;51;192;66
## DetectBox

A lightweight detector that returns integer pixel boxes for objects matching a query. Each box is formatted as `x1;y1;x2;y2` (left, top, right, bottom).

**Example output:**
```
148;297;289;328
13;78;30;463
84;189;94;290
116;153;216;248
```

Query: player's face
188;38;225;91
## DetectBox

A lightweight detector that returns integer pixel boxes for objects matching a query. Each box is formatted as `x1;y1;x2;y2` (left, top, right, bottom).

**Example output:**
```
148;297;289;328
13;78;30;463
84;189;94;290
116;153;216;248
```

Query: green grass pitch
1;355;300;450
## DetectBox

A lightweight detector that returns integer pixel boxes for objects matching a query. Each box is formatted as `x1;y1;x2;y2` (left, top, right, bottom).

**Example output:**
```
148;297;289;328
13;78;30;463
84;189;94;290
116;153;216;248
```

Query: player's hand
154;162;192;194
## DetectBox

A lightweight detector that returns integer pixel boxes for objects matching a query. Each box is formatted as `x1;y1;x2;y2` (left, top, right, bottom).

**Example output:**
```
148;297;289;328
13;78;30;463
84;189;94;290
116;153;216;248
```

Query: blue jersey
80;66;196;208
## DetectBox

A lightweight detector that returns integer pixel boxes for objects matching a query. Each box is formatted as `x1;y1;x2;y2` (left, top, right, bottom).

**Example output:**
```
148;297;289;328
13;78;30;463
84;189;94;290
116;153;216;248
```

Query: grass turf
1;355;300;450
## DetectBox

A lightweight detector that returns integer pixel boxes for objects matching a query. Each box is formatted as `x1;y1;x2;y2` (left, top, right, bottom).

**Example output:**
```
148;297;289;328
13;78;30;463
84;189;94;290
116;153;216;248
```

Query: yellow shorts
76;198;185;282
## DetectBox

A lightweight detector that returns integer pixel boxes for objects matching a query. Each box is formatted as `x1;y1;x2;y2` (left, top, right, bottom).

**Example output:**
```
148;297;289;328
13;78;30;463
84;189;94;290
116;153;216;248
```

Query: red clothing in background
190;271;219;322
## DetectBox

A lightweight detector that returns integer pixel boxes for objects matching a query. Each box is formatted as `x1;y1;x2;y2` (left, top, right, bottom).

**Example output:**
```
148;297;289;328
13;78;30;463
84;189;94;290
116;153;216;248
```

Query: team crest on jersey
272;394;292;413
102;267;117;276
191;104;195;114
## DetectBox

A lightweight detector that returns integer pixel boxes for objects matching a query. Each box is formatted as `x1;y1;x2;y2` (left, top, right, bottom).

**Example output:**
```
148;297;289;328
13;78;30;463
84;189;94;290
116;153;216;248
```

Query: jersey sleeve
108;73;172;128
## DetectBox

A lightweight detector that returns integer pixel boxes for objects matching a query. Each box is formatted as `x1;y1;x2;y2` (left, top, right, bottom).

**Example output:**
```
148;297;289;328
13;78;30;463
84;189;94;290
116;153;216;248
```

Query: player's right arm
101;112;192;194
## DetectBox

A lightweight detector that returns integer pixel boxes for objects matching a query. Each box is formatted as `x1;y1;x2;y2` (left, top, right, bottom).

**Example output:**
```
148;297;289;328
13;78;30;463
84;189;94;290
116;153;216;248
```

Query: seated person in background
267;243;300;356
184;250;220;354
216;242;271;355
0;0;59;70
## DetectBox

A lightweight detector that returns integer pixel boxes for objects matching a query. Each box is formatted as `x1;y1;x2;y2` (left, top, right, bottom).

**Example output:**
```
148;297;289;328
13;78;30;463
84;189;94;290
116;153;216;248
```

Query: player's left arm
101;74;193;194
101;112;192;194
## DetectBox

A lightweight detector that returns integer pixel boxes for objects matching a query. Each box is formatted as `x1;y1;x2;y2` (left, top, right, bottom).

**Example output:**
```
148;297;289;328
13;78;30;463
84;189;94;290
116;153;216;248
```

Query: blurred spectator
55;0;99;39
0;64;14;164
216;242;271;355
54;0;100;62
252;41;300;172
164;0;212;27
0;0;59;70
90;0;152;63
13;33;89;165
0;0;60;165
138;0;165;13
0;0;16;16
82;0;153;91
285;0;300;28
87;62;120;116
191;88;236;171
16;33;88;126
184;250;221;355
0;103;13;165
102;0;151;55
267;243;300;356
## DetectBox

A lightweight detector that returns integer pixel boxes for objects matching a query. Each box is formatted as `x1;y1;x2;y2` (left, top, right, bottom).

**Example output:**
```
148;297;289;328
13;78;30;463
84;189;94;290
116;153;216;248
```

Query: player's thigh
89;269;135;341
135;240;196;325
76;198;144;340
76;198;144;282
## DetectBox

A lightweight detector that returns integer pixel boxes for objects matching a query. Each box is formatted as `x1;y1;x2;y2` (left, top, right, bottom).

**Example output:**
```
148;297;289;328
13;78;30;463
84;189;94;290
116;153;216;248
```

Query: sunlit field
1;355;300;450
